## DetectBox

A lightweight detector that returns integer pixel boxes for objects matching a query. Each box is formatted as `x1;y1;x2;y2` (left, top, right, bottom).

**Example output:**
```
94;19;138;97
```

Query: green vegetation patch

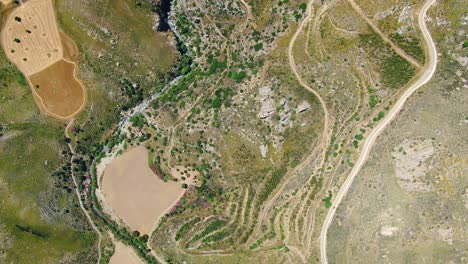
191;219;226;242
229;70;248;83
359;31;415;89
0;123;97;263
390;33;426;63
380;54;415;89
175;217;201;241
257;167;287;206
322;191;333;208
130;112;146;129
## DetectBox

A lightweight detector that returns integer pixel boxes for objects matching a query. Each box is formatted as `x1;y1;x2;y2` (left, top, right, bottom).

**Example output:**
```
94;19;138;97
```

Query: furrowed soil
0;0;62;75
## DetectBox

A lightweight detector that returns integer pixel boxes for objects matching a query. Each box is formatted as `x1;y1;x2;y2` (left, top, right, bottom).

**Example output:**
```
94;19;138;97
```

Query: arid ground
109;240;144;264
102;146;184;235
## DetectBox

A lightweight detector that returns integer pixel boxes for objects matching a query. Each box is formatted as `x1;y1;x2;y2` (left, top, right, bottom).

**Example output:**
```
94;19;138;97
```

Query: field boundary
0;0;87;120
26;58;87;120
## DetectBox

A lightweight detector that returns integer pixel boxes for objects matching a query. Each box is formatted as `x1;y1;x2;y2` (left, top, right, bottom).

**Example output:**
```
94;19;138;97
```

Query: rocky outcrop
296;101;311;113
257;86;275;119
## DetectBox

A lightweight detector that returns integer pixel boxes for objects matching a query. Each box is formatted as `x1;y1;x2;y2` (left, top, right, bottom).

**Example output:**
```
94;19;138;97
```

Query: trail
65;120;102;264
289;0;330;140
288;0;332;184
319;0;438;263
238;0;252;20
252;0;330;244
347;0;423;69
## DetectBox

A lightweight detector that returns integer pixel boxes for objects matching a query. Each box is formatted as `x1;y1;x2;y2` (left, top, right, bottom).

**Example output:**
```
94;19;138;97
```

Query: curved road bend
319;0;438;263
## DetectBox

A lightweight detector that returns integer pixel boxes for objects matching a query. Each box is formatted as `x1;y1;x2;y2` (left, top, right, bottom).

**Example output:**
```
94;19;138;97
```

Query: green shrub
229;71;247;83
322;191;332;208
254;43;263;51
299;3;307;12
130;113;146;129
369;95;377;108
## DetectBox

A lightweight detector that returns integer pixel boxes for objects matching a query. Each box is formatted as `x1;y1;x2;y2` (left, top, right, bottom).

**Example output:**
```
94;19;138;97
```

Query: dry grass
102;146;184;235
1;0;62;75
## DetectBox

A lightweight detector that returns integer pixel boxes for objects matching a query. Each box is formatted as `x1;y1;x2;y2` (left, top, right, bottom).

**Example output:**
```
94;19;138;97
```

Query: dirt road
252;0;330;247
347;0;423;69
66;120;102;263
319;0;438;263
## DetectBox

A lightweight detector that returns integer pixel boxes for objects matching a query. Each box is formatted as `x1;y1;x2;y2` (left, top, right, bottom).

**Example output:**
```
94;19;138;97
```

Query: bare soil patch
102;146;184;235
29;59;86;119
110;241;144;264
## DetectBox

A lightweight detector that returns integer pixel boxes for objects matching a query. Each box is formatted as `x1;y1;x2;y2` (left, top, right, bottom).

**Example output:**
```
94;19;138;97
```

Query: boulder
296;101;311;113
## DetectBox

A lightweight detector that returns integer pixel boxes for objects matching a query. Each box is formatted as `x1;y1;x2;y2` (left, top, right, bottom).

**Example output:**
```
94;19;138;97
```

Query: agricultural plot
29;59;85;118
101;146;185;235
0;0;86;119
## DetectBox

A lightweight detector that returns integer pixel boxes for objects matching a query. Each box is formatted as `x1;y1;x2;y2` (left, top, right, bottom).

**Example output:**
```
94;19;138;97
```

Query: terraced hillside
1;0;464;263
86;0;448;263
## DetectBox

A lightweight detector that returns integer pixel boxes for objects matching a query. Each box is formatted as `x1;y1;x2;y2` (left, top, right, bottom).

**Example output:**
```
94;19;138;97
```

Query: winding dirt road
66;120;102;263
319;0;438;263
289;0;330;141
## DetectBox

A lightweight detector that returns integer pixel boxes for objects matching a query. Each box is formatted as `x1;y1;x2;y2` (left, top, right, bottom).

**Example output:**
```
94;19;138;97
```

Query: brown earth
109;241;144;264
102;146;184;235
60;32;79;62
28;59;86;119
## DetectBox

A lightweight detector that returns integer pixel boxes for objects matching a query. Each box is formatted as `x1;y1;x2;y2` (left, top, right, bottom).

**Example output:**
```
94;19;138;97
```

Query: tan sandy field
102;146;184;235
0;0;13;7
0;0;86;119
110;241;144;264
